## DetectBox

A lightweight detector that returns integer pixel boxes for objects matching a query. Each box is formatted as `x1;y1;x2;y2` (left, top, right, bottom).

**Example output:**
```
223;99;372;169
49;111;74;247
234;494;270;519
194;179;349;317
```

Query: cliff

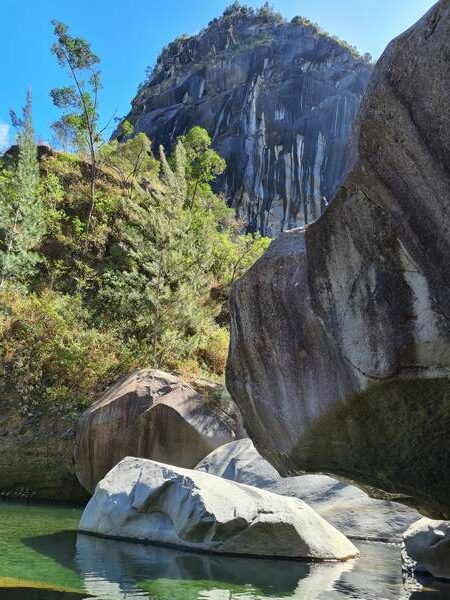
226;0;450;515
115;5;372;234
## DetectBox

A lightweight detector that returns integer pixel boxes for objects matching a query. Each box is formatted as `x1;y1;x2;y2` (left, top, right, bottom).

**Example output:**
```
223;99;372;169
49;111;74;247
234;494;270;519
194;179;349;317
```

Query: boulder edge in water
78;456;359;561
402;518;450;582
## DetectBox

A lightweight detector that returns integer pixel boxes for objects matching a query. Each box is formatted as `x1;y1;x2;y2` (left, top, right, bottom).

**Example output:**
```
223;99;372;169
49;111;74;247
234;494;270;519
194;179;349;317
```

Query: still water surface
0;502;449;599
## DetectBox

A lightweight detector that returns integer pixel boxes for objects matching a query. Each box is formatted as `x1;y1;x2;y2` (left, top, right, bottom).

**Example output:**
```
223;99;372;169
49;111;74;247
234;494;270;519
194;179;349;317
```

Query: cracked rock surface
226;0;450;514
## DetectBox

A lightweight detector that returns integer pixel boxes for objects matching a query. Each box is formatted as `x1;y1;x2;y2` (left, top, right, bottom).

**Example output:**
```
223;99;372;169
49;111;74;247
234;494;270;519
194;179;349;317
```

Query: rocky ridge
116;5;372;234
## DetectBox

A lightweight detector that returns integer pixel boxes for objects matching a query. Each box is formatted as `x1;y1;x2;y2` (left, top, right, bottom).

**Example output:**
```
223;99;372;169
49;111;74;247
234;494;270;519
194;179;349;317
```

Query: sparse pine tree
0;90;45;290
50;20;103;246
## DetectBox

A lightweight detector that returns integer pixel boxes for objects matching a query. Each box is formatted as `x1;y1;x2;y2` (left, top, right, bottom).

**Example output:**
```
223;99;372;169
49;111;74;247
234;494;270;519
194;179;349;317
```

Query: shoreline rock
402;518;450;582
196;439;421;542
79;456;359;561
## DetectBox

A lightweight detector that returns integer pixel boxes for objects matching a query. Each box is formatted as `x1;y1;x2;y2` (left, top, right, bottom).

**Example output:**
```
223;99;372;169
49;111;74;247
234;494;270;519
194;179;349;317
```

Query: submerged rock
79;456;359;561
74;369;245;493
226;0;450;513
402;518;450;582
115;6;372;234
196;439;421;542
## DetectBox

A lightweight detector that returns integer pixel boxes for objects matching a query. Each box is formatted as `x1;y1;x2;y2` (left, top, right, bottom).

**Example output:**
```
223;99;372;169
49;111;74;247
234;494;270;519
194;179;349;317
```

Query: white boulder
195;437;281;487
402;518;450;581
196;439;421;542
79;456;358;561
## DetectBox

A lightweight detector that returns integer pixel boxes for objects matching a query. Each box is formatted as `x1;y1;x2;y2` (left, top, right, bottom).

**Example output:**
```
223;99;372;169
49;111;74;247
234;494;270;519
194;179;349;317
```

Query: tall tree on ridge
50;20;103;246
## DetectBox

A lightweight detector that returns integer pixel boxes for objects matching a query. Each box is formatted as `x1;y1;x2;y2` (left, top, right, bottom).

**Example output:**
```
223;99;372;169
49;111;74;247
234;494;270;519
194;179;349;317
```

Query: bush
0;289;132;414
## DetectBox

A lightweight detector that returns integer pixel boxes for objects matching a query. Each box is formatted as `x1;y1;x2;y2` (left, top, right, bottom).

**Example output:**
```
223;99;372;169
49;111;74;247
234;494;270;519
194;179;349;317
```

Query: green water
0;502;449;599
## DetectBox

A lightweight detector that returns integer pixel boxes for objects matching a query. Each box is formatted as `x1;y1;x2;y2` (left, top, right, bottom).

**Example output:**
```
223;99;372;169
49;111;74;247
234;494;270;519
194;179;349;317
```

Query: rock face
196;439;421;541
0;402;87;503
74;369;244;493
402;518;450;581
196;437;280;487
226;0;450;514
115;6;372;234
79;456;358;560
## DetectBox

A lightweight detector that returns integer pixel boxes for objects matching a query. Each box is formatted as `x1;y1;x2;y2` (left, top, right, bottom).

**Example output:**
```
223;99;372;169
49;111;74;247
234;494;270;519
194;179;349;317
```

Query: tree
178;127;226;208
95;142;214;367
100;126;159;201
0;90;45;290
50;20;103;246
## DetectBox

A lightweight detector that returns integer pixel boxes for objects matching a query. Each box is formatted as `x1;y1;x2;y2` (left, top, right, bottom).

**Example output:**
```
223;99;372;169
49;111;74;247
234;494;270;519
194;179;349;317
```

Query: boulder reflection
76;533;354;599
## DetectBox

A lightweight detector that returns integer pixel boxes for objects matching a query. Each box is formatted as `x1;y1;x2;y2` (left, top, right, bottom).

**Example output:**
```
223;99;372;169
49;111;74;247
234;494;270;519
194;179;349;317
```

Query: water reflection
75;534;429;599
4;503;450;599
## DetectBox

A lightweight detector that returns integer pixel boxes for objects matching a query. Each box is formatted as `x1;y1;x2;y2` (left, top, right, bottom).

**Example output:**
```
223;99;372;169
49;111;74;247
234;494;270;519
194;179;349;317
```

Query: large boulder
79;456;359;561
226;0;450;513
74;369;244;493
195;438;281;487
402;518;450;582
196;439;421;542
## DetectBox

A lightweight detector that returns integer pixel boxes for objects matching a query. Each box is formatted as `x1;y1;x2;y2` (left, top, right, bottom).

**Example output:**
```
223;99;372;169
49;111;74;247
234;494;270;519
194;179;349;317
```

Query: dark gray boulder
115;6;372;234
226;0;450;514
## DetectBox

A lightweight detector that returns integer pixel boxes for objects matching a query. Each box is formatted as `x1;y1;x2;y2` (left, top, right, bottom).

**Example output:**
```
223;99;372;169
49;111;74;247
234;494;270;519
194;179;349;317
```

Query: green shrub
0;289;132;414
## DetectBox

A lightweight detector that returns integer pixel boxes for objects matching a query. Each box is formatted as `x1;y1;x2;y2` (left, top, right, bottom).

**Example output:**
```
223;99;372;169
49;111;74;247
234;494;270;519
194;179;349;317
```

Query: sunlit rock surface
195;437;281;487
227;0;450;514
74;369;244;493
114;7;372;234
79;456;358;560
196;439;421;542
402;518;450;582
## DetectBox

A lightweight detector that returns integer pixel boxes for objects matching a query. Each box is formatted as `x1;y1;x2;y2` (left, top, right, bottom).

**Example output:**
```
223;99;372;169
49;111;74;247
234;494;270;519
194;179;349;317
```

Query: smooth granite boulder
402;518;450;582
79;456;359;561
74;369;244;493
195;438;281;487
196;439;421;541
226;0;450;513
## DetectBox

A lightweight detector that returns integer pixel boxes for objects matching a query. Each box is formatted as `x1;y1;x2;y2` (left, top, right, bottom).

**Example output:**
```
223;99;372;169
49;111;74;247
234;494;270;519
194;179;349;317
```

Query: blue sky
1;0;436;150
